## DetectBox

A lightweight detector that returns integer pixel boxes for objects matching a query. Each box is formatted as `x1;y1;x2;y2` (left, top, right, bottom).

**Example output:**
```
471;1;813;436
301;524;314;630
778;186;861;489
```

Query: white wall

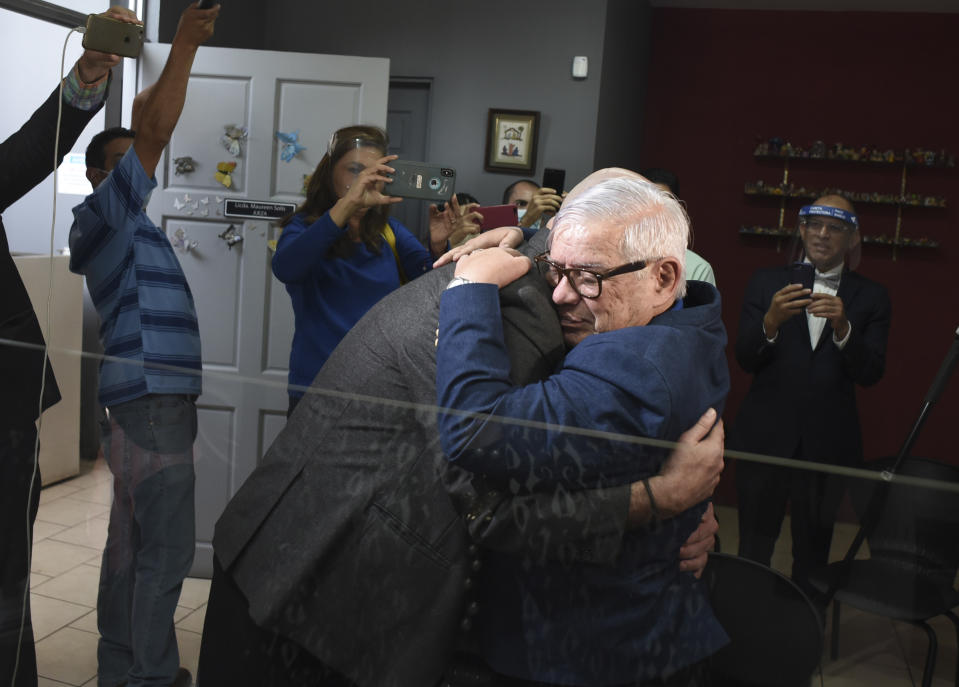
0;7;105;255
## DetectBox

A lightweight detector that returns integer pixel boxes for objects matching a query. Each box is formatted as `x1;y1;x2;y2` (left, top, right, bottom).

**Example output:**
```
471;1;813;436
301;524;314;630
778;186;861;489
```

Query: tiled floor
20;462;958;686
27;457;209;687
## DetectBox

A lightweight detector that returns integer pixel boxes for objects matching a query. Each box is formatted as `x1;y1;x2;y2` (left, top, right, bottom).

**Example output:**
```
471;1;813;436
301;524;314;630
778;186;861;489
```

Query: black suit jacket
732;265;891;465
213;264;631;687
1;87;104;425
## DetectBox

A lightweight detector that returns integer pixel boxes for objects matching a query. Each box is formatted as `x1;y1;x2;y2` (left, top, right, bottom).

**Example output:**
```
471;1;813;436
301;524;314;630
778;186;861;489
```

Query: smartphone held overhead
82;14;144;58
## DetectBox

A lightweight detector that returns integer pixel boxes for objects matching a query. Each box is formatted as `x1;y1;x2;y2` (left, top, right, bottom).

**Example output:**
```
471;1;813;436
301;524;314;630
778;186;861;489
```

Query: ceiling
648;0;959;12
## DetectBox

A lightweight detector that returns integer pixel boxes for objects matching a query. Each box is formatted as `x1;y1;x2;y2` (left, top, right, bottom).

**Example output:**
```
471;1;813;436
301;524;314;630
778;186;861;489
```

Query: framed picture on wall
484;109;540;174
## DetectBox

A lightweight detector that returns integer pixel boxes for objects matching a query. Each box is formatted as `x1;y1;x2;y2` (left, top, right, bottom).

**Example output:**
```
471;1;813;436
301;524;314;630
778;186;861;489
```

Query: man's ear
85;168;100;188
654;257;682;295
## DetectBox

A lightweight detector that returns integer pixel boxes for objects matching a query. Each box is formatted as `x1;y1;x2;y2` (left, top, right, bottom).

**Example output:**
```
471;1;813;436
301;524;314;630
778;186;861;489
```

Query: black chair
810;456;959;687
703;551;824;687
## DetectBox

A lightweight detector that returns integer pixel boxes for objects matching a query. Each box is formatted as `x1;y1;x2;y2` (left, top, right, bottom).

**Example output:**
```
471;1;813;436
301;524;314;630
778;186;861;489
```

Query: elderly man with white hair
436;175;730;686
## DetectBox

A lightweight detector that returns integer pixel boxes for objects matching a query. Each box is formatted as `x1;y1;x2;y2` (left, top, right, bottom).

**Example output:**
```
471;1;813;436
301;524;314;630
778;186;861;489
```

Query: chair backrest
703;552;823;687
849;456;959;582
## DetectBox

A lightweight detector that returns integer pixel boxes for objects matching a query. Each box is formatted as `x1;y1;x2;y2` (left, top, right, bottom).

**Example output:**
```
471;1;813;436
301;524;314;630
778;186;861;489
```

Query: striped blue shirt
69;146;201;406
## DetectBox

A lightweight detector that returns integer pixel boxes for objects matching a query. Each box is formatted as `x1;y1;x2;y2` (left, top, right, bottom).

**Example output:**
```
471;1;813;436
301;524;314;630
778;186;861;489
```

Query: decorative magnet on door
171;227;198;253
221;125;248;157
174;156;197;175
215;161;237;188
218;224;243;249
276;130;306;163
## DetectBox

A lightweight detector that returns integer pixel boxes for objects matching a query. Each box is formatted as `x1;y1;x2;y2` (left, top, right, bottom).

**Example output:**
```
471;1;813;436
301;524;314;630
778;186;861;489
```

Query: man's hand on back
678;502;718;578
648;408;724;520
453;246;531;289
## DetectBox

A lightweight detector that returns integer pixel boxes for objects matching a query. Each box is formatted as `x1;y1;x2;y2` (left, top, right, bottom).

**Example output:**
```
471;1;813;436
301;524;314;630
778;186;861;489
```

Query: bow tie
815;271;842;290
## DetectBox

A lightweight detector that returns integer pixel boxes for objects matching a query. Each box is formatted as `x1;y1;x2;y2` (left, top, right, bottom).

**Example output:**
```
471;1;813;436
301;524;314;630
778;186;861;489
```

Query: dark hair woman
272;125;452;414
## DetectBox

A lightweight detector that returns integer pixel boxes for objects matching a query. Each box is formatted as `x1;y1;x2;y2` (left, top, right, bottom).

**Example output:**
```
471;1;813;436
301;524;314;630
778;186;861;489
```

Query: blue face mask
516;207;527;222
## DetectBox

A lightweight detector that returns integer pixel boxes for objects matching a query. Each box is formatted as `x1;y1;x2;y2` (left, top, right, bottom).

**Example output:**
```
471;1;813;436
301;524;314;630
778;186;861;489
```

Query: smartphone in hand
82;14;144;58
475;205;519;232
542;167;566;194
787;262;815;291
385;161;456;202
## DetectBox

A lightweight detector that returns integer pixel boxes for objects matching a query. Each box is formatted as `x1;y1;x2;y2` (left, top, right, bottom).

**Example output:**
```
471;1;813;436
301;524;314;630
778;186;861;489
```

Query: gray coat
213;264;630;687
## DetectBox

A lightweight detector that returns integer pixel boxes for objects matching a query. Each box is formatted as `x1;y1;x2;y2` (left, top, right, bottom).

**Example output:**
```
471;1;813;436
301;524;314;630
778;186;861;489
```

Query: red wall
641;9;959;502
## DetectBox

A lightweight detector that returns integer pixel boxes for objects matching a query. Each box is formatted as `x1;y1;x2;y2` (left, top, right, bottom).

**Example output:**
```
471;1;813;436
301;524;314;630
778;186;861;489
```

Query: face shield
791;203;861;271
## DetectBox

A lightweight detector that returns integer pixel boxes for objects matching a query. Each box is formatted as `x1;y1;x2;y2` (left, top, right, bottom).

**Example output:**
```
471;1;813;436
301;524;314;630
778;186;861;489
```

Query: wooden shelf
739;226;794;238
753;142;955;168
739;226;939;249
746;139;949;259
744;183;946;208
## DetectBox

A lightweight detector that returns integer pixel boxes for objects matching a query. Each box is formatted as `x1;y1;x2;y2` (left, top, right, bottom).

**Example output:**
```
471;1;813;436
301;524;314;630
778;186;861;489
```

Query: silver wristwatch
445;276;474;290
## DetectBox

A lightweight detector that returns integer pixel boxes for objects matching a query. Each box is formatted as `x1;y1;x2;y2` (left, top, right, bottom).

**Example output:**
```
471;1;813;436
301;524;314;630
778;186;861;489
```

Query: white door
139;44;389;576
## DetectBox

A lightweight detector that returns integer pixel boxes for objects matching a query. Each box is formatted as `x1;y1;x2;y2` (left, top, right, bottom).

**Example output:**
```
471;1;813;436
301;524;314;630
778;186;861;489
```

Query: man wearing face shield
732;194;891;601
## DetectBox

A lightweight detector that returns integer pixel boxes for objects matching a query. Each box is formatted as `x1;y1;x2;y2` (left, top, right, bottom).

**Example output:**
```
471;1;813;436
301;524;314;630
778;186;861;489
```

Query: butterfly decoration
276;130;306;163
173;197;186;211
221;125;248;157
218;224;243;249
173;156;196;176
171;227;198;253
215;161;237;188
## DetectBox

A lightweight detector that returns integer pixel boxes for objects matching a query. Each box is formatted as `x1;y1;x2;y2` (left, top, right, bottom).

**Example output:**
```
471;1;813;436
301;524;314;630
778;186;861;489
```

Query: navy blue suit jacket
436;280;730;684
733;266;891;465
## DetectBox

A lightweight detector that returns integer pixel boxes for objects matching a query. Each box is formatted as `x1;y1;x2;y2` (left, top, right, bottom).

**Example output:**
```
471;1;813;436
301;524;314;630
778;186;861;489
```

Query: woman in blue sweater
273;126;452;413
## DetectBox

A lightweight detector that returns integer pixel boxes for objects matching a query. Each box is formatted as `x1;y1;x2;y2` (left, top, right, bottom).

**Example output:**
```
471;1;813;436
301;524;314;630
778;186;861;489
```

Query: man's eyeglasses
800;218;853;235
533;253;649;299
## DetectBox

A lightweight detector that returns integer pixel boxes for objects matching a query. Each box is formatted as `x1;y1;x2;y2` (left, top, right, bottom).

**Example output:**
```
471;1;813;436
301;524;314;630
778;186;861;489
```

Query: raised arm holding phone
0;7;142;685
67;5;219;687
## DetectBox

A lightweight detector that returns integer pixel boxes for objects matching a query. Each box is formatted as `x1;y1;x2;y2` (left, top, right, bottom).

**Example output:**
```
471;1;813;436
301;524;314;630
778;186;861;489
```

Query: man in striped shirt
68;5;219;687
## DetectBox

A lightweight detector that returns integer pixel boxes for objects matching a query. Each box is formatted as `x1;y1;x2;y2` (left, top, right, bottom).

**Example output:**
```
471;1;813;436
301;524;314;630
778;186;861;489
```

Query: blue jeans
97;394;197;687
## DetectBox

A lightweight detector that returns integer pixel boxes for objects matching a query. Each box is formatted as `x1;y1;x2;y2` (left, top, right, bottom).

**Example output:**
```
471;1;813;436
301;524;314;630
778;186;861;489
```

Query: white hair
551;176;689;297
